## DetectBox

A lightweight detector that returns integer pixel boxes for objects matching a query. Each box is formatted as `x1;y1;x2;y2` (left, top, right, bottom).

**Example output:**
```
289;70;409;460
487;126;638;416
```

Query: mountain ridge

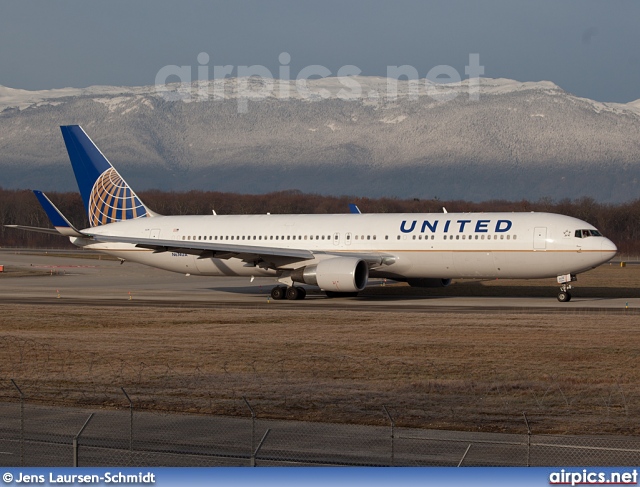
1;76;639;202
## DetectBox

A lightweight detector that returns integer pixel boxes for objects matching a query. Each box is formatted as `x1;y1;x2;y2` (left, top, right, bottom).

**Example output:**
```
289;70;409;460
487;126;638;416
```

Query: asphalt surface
2;249;640;467
1;402;639;467
0;249;637;313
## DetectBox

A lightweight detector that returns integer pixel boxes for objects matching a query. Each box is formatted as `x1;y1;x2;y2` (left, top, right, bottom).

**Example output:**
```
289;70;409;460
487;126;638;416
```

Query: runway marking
1;297;637;315
30;265;97;268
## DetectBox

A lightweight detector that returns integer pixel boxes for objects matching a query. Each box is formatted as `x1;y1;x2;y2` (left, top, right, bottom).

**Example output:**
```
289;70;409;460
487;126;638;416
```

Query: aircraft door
345;233;352;245
333;232;340;246
534;227;547;249
149;228;161;239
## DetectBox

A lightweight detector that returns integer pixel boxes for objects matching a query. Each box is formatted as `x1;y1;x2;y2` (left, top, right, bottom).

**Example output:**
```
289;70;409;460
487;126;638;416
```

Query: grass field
2;262;640;435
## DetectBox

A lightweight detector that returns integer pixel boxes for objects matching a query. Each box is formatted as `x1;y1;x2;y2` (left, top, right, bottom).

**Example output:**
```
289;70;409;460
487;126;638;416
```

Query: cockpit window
575;229;602;238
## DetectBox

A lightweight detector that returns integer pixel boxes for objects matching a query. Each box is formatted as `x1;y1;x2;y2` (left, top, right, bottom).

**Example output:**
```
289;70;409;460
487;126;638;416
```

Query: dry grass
1;302;640;435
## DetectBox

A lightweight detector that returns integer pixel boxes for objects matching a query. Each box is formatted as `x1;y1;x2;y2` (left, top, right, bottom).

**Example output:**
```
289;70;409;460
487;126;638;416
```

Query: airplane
6;125;617;302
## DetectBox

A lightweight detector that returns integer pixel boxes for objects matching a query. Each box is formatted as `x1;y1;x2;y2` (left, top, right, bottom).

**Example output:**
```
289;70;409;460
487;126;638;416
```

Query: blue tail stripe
60;126;112;215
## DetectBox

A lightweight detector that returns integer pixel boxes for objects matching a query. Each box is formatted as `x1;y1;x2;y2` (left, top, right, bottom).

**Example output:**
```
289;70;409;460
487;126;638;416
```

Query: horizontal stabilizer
4;224;66;236
32;190;86;237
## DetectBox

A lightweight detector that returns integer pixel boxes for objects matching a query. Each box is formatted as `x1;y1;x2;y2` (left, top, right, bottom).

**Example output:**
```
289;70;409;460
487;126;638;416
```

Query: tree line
1;187;638;253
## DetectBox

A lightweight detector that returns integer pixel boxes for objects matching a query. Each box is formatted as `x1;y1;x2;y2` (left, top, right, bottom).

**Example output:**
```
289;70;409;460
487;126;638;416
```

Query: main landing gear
270;285;307;300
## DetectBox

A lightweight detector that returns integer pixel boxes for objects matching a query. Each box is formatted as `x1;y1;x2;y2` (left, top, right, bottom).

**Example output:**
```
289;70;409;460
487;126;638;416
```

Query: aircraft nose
601;238;617;261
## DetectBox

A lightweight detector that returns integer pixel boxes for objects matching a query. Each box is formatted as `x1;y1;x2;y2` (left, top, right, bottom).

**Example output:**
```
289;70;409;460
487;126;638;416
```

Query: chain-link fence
1;382;640;467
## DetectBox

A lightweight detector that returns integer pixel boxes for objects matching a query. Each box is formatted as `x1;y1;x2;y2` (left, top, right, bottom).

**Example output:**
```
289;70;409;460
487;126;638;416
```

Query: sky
1;0;639;103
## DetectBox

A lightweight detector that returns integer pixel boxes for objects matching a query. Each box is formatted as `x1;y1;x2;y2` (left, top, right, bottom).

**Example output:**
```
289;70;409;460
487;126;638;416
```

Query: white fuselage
74;211;617;281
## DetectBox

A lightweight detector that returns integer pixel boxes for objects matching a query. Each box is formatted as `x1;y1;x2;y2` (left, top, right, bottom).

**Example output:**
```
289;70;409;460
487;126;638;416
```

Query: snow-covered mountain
1;77;640;202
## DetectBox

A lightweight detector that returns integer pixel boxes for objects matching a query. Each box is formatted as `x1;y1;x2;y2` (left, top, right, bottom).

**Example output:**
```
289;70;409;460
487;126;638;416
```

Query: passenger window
513;235;517;240
397;235;401;240
385;236;388;240
500;235;504;240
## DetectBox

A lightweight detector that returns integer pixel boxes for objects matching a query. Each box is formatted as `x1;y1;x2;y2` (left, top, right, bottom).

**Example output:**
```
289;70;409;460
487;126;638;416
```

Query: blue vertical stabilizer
60;125;152;226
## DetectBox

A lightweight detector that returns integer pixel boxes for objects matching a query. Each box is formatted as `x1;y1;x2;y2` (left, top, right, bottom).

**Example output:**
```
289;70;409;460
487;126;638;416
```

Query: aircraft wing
86;233;315;267
86;233;395;269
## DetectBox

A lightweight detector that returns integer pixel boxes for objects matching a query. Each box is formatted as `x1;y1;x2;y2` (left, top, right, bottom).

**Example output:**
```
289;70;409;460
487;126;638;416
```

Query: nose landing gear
557;286;572;302
557;273;576;302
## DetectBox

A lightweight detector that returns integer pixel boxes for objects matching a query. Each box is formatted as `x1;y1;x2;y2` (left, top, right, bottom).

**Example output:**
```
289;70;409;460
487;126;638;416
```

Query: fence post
10;379;24;467
251;429;270;467
73;413;94;467
383;405;395;466
523;411;531;467
121;387;133;451
243;396;256;460
457;444;472;467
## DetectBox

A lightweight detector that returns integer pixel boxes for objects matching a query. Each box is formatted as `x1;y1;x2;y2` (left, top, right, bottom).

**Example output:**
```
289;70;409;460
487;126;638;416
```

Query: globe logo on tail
88;168;148;226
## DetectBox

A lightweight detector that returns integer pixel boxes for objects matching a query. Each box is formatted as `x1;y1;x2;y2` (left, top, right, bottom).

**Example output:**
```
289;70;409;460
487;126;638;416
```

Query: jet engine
406;278;452;288
291;257;368;292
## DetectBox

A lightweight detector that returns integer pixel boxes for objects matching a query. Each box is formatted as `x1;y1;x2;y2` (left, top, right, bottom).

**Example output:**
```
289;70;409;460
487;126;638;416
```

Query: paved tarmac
1;401;639;467
2;249;640;467
0;249;637;312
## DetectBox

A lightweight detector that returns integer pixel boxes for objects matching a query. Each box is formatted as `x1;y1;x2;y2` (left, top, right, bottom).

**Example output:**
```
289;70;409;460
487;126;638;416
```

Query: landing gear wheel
270;286;286;300
295;287;307;300
557;291;572;302
285;286;299;300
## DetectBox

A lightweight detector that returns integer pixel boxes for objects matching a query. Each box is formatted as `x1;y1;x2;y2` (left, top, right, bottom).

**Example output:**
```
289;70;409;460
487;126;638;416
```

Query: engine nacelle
406;278;452;288
291;257;369;292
